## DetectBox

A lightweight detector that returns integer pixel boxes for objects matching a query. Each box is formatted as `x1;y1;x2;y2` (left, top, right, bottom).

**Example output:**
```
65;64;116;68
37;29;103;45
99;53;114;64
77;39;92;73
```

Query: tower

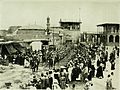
46;16;50;34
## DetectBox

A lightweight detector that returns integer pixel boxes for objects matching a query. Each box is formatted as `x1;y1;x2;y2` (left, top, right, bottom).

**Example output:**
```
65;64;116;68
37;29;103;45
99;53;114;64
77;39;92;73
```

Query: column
87;35;89;42
113;35;116;43
107;35;109;43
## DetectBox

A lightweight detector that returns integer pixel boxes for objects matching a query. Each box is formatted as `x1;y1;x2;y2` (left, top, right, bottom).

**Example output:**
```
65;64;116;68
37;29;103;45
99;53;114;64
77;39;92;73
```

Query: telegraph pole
79;8;81;22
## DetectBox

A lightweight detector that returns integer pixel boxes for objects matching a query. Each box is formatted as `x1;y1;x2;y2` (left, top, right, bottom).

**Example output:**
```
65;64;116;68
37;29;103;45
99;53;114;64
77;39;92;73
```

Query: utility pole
79;8;81;22
47;16;50;35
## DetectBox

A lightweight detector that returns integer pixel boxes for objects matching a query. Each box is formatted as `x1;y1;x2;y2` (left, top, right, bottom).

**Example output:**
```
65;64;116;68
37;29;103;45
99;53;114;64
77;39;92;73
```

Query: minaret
46;16;50;34
59;18;62;28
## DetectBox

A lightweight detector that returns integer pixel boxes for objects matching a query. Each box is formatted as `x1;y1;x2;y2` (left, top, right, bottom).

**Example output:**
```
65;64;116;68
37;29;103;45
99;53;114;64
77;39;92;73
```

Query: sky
0;0;119;32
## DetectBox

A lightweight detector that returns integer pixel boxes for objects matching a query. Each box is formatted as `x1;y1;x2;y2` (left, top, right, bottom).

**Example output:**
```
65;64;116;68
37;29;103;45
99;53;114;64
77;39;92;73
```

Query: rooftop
19;24;45;30
97;23;120;26
8;26;21;33
59;19;82;24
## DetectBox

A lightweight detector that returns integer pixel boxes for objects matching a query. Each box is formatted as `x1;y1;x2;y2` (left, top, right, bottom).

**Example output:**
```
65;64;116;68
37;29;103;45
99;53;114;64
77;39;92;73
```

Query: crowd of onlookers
19;42;119;90
0;42;119;90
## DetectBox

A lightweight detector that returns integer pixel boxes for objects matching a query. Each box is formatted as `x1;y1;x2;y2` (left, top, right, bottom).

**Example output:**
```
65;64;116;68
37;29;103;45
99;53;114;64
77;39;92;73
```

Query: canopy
0;42;27;55
5;44;17;54
12;43;26;53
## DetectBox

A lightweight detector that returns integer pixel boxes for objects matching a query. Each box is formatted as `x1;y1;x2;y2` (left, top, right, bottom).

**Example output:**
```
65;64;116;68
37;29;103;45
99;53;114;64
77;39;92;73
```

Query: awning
12;43;26;53
5;44;17;54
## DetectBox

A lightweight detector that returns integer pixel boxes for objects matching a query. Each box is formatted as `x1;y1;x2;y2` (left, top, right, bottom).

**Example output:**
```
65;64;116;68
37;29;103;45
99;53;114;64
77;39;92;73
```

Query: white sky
0;0;120;32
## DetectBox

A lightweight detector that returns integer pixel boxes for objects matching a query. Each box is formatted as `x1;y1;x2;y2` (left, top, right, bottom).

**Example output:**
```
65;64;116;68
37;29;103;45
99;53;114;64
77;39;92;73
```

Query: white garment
68;67;73;81
106;61;111;73
80;63;84;69
24;59;30;67
84;67;88;74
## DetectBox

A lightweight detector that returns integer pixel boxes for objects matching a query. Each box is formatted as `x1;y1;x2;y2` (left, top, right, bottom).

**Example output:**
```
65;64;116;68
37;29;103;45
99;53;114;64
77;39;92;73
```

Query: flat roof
60;21;82;24
19;25;45;30
97;23;120;26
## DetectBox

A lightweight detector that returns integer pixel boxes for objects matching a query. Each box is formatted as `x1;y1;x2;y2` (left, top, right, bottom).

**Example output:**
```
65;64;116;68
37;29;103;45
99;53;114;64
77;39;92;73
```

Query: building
48;27;65;46
9;24;47;40
59;19;82;43
80;32;98;43
7;26;21;34
0;30;7;39
97;23;119;46
6;24;49;51
59;19;81;30
80;23;119;46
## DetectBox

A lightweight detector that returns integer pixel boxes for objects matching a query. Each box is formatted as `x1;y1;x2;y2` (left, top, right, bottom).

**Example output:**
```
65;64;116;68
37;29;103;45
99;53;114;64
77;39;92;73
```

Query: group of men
24;42;119;90
1;41;119;90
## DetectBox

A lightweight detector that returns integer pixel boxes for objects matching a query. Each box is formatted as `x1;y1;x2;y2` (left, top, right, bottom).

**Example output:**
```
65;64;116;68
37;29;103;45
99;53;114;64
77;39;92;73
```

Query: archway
115;35;119;43
109;35;114;42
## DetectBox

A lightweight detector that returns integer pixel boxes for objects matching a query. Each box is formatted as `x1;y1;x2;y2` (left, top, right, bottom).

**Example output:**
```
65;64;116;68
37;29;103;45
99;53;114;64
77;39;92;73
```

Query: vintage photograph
0;0;119;90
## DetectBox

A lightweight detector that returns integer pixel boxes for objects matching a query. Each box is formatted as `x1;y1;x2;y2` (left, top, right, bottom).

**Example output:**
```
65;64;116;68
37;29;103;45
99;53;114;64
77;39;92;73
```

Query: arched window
109;35;114;42
115;35;119;43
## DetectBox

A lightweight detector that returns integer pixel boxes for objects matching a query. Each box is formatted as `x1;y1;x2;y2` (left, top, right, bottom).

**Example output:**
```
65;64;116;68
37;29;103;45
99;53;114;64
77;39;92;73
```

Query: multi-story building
59;19;82;43
80;23;119;46
59;19;81;30
97;23;119;46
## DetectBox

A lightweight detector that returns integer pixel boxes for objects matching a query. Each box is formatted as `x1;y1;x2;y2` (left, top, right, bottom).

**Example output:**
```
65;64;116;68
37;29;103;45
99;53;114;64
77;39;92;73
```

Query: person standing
111;61;115;70
88;68;93;81
90;64;95;78
106;75;112;90
48;71;53;89
68;65;73;82
40;73;46;89
106;60;111;73
96;63;104;79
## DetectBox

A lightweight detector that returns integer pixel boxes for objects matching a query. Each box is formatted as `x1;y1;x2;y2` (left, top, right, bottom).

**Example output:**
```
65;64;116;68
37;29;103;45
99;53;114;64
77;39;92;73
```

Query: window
109;35;114;42
115;35;119;43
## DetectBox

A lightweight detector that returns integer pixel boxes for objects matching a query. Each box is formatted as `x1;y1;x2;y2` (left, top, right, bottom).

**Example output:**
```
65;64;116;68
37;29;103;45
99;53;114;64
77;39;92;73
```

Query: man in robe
96;63;104;79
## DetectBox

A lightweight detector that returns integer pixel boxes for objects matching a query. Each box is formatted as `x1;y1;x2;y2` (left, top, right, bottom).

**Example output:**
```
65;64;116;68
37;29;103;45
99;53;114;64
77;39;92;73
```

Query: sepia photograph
0;0;119;90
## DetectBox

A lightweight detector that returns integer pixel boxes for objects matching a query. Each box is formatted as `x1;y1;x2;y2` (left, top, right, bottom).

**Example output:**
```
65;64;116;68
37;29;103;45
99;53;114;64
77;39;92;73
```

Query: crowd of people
18;42;119;90
0;49;43;73
0;42;119;90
